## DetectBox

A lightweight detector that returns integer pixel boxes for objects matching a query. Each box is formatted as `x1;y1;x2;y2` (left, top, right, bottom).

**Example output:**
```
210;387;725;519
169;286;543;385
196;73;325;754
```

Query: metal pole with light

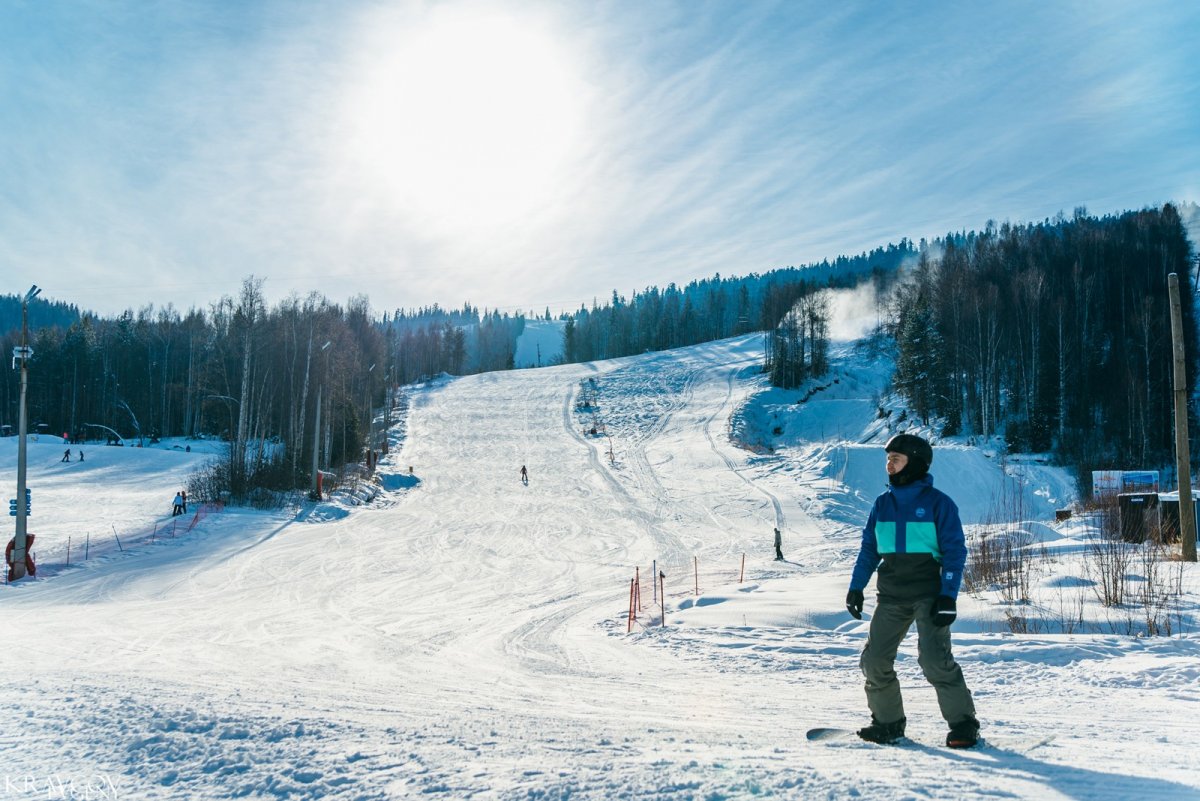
310;341;331;500
381;367;392;456
365;363;375;471
11;285;41;581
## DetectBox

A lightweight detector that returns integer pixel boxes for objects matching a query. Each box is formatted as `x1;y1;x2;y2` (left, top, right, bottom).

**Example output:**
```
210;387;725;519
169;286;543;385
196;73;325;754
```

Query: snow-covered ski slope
0;334;1197;800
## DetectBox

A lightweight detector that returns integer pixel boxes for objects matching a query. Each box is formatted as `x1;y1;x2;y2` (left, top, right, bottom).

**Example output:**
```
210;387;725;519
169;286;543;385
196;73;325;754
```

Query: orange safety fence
625;553;751;631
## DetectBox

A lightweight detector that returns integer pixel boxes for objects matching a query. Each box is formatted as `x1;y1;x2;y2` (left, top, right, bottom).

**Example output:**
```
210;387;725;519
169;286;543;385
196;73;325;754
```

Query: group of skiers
171;491;188;517
61;449;83;462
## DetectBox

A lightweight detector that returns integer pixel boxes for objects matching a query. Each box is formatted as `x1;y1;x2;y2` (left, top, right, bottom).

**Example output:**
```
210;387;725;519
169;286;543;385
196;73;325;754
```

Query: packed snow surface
0;334;1197;800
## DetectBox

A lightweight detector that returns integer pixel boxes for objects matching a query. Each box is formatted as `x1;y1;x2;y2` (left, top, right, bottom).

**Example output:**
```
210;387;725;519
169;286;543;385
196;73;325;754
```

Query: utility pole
1168;273;1196;561
310;341;331;500
364;363;375;470
11;285;41;581
310;384;323;499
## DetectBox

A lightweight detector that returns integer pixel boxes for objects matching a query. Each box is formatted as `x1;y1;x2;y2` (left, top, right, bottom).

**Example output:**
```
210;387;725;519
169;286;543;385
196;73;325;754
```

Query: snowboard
806;727;864;742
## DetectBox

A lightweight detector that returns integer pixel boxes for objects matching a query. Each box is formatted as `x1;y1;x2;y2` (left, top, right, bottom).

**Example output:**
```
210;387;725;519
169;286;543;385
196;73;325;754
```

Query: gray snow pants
859;596;976;726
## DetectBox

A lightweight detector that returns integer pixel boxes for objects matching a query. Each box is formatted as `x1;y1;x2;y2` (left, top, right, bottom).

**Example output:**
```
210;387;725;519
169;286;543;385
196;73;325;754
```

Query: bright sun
341;6;587;234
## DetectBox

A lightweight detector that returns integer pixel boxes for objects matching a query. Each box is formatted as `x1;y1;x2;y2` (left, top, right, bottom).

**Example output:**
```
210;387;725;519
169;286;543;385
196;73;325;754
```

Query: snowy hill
732;340;1079;527
0;335;1197;800
513;319;565;368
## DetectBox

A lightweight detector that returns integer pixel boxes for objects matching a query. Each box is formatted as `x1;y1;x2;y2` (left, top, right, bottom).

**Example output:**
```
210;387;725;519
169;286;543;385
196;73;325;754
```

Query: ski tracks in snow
3;335;1197;800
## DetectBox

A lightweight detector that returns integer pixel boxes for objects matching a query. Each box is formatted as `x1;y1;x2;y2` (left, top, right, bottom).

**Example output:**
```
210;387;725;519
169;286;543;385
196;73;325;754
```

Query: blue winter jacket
848;473;967;602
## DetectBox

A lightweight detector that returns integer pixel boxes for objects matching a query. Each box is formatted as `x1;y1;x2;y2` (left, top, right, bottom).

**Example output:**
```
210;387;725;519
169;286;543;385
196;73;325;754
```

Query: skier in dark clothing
62;448;71;462
845;433;979;748
774;527;783;561
520;465;528;484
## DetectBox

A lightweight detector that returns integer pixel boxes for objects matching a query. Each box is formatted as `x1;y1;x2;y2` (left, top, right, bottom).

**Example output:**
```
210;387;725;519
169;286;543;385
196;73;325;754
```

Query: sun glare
341;6;587;234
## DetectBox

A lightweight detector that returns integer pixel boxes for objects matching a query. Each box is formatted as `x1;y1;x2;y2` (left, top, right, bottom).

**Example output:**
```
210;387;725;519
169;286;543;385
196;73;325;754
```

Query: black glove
932;595;957;628
846;589;864;620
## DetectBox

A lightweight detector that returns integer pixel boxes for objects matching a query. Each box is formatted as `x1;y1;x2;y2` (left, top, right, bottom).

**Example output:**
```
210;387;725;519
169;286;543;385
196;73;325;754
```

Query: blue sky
1;0;1197;317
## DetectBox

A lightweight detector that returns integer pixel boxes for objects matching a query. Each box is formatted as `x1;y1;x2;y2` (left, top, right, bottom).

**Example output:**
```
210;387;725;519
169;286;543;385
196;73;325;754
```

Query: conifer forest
0;204;1194;497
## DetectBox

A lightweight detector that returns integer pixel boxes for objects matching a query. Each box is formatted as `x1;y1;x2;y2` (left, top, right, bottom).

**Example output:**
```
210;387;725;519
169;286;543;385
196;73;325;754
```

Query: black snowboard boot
857;715;906;744
946;716;980;748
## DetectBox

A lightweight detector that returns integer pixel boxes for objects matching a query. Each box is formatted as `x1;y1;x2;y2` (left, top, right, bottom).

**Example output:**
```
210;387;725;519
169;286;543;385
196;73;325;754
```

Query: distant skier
78;450;84;462
845;433;979;748
520;465;528;484
62;448;71;462
172;492;184;516
774;527;783;561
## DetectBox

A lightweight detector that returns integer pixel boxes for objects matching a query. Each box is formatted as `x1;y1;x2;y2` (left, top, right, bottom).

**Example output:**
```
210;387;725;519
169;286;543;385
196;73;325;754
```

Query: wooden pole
627;578;636;633
659;571;665;626
66;536;70;566
1168;273;1197;561
694;556;699;596
635;566;642;611
739;553;745;583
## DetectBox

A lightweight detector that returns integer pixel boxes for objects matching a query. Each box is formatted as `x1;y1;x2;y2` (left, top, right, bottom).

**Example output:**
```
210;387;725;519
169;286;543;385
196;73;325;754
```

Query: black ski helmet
884;433;933;471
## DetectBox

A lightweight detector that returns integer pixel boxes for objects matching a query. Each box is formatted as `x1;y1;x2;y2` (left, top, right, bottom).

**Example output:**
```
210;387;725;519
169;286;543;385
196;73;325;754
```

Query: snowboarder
774;527;783;561
62;448;71;462
172;492;184;516
845;433;979;748
520;465;529;484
